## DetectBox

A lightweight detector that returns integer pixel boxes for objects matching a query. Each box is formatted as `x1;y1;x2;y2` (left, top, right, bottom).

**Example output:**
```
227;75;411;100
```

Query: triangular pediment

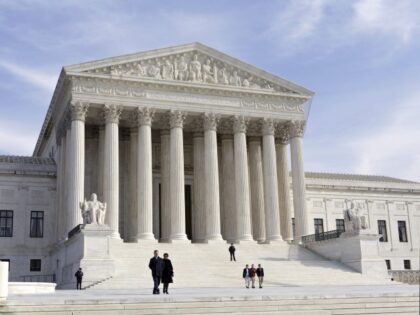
64;43;313;96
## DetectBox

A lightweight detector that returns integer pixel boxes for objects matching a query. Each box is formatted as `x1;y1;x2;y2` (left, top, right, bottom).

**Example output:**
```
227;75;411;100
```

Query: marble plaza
0;43;419;291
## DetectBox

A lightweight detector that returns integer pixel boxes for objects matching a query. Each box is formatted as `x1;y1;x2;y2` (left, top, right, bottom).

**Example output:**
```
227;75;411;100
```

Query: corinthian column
221;134;236;243
262;118;282;242
248;137;266;243
63;125;71;238
103;104;122;239
289;120;309;242
233;116;253;242
160;129;171;242
276;126;293;241
203;113;223;242
127;126;138;242
136;107;156;242
169;110;189;242
193;130;206;242
67;101;88;232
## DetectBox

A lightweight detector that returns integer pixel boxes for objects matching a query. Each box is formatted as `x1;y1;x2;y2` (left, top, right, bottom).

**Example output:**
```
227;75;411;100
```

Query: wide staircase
90;240;390;289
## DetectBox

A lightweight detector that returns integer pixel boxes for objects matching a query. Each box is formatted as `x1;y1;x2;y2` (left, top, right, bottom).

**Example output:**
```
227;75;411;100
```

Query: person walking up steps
148;250;164;294
256;264;264;288
229;243;236;261
74;267;83;290
162;253;173;294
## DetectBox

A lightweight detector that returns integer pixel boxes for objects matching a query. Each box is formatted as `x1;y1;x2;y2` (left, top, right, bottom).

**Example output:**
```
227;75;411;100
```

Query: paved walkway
5;284;419;304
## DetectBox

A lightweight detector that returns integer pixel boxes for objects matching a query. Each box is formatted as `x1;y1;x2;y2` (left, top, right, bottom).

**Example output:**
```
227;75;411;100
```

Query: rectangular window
0;259;10;271
398;221;408;242
30;259;41;272
377;220;388;242
385;259;391;270
336;219;345;233
404;260;411;270
0;210;13;237
30;211;44;238
314;218;324;235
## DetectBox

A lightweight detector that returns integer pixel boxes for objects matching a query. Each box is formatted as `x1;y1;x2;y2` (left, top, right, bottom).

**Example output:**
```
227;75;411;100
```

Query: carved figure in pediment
219;67;229;85
176;55;188;81
162;60;174;80
229;70;241;86
147;61;161;79
80;193;107;225
189;54;202;82
262;80;274;90
110;65;123;76
135;62;147;76
202;59;216;83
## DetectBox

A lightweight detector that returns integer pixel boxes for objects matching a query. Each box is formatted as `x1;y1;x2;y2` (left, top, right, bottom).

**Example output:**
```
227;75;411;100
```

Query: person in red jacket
249;264;257;288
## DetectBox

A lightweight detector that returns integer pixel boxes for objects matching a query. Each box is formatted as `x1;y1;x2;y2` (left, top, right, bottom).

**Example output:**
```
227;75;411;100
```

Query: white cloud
348;91;420;182
263;0;327;46
351;0;420;43
0;60;56;91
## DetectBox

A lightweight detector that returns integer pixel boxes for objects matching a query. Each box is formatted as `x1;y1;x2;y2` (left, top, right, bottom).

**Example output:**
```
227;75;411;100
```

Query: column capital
169;110;186;128
275;124;290;144
104;104;122;124
288;120;306;138
261;118;275;136
203;112;220;131
232;115;248;134
136;107;155;126
70;101;89;122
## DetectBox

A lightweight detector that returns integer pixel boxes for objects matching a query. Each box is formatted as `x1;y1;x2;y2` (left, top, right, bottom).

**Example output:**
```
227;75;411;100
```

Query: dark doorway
185;185;192;240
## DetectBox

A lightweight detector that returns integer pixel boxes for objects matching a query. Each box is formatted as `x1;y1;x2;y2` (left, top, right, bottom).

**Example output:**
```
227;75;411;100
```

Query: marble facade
0;43;419;283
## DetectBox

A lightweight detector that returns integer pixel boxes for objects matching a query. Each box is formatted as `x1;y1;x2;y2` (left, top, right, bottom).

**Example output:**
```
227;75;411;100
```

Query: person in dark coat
148;249;164;294
228;243;236;261
74;267;83;290
256;264;264;288
242;264;250;288
161;253;173;294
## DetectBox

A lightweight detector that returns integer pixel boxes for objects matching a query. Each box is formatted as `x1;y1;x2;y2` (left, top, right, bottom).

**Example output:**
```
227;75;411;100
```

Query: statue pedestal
52;224;117;289
339;230;388;278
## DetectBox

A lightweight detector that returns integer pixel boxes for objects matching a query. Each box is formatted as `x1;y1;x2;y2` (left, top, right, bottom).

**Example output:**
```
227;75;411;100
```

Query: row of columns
56;102;310;243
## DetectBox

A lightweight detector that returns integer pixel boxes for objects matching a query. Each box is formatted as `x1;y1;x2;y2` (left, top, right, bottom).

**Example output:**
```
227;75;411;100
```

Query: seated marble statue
80;193;107;225
343;202;368;232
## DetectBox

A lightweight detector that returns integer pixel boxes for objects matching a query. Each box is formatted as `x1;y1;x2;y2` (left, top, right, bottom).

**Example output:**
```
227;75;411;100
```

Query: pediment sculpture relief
85;52;296;94
343;202;368;232
80;193;107;225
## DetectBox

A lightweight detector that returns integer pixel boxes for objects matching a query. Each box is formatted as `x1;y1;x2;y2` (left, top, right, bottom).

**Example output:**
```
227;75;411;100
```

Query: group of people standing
148;250;174;294
242;264;264;289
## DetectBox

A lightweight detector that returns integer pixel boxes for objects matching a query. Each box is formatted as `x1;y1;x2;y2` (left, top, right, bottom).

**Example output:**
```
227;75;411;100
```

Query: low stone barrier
0;261;8;300
390;270;420;284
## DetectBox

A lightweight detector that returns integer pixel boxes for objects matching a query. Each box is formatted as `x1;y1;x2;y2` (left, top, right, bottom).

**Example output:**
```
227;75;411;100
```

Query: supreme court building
0;43;419;286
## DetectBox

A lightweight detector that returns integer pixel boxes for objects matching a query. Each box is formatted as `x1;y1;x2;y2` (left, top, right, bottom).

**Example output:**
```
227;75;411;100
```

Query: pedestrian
242;264;251;288
249;264;257;288
148;249;164;294
74;267;83;290
162;253;174;294
229;243;236;261
256;264;264;288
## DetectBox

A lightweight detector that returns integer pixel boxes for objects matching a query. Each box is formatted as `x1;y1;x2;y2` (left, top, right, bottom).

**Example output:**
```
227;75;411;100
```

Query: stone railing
68;224;83;239
301;230;344;244
389;270;420;284
20;274;56;283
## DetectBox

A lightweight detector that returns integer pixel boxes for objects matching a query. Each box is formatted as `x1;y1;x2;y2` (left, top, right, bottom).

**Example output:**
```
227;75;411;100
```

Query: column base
169;234;190;243
109;231;121;240
136;233;156;241
204;234;224;243
265;235;283;243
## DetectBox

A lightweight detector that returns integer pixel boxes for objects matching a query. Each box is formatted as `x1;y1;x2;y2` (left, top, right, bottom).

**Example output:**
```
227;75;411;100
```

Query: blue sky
0;0;419;182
